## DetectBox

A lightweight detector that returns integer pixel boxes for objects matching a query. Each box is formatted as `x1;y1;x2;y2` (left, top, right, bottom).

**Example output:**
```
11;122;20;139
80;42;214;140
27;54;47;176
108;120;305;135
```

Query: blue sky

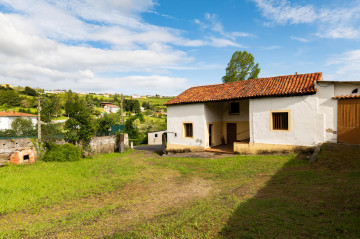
0;0;359;95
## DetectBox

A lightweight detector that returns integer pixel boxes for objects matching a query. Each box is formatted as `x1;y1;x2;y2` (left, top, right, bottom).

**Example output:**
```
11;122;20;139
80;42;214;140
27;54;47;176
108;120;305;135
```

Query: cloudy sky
0;0;359;95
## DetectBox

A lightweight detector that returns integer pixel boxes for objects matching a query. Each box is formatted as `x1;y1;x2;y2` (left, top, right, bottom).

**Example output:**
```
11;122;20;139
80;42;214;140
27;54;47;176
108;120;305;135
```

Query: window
183;123;193;138
154;133;158;138
272;112;289;130
352;88;358;94
229;102;240;114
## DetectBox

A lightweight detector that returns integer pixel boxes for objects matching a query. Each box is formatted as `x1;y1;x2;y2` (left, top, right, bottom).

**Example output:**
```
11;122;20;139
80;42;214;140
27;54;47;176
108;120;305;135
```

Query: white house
0;112;37;130
104;104;120;114
148;130;166;145
165;72;360;154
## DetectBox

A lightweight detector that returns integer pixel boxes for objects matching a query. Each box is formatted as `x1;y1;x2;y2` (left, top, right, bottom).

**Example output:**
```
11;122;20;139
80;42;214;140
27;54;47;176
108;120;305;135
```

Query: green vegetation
222;50;260;83
42;143;81;162
0;144;358;238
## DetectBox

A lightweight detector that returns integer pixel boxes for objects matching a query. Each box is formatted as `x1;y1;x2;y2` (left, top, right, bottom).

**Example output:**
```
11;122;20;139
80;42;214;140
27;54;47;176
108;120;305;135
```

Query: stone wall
0;138;34;164
90;134;129;154
0;134;129;164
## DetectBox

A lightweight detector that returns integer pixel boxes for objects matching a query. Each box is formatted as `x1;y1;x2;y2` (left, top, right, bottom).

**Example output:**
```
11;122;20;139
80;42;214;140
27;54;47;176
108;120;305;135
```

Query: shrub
43;143;81;162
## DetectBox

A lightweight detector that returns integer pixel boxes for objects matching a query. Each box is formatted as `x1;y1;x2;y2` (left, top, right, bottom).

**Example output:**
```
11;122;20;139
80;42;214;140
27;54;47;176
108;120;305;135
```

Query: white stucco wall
250;95;324;146
334;82;360;96
0;117;37;130
148;130;166;145
167;104;206;147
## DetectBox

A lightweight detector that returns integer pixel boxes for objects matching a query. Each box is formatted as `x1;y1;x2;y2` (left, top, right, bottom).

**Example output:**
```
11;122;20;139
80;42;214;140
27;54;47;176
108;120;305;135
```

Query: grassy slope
0;144;359;238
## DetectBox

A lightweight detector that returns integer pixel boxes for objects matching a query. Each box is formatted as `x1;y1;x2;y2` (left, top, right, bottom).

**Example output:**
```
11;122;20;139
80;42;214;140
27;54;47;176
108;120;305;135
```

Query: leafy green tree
222;51;260;83
0;89;21;107
95;113;116;136
41;95;61;122
20;99;31;108
11;117;36;136
125;116;139;139
24;86;37;96
64;91;96;146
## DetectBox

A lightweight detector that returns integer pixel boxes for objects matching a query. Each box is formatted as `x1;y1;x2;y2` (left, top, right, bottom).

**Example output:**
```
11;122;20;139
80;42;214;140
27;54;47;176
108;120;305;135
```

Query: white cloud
253;0;360;39
253;0;316;24
260;45;280;50
326;49;360;81
194;13;253;47
0;0;206;94
290;36;310;43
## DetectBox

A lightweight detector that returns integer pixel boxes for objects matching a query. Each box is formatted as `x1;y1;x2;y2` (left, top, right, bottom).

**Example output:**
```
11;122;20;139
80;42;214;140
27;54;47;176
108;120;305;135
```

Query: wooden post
120;94;124;125
37;95;41;140
119;134;124;153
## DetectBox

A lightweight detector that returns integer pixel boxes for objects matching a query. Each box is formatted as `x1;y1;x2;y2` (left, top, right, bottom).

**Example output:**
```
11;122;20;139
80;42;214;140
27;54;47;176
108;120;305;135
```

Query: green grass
0;144;359;238
0;151;137;214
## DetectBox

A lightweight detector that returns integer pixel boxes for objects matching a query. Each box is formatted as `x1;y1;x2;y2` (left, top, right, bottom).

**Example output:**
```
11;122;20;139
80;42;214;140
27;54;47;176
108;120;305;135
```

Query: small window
272;112;289;130
352;88;358;94
229;102;240;114
154;133;158;138
184;123;193;138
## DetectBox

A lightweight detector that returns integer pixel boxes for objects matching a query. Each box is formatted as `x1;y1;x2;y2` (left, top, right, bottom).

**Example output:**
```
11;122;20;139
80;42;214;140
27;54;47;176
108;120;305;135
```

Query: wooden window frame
183;122;194;138
270;110;291;131
229;102;240;115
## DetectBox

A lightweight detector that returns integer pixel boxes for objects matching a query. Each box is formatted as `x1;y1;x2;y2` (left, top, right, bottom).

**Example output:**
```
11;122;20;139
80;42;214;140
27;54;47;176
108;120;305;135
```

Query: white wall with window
167;103;206;148
249;95;324;146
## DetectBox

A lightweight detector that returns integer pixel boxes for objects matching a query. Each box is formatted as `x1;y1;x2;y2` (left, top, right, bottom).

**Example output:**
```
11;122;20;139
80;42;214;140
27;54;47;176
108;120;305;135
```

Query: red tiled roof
166;72;322;105
334;95;360;99
0;112;37;117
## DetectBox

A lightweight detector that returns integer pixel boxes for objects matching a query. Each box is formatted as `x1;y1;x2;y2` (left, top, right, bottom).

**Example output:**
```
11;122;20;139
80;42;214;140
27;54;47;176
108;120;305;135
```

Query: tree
222;51;260;83
24;86;37;96
11;117;36;136
64;91;96;146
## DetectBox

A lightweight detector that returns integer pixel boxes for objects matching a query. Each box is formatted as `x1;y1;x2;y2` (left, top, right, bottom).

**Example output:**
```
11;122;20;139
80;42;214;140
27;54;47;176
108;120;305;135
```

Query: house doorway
338;99;360;144
227;123;237;145
208;124;213;147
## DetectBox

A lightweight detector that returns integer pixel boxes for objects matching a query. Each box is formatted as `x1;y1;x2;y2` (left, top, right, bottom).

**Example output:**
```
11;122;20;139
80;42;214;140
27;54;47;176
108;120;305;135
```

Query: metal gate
337;99;360;144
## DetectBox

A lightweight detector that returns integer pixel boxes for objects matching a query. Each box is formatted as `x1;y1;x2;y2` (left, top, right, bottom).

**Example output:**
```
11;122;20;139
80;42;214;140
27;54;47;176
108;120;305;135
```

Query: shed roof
166;72;322;105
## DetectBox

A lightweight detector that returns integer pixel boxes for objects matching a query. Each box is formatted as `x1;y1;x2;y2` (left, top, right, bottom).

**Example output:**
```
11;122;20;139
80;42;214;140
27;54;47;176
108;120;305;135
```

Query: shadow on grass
220;143;360;238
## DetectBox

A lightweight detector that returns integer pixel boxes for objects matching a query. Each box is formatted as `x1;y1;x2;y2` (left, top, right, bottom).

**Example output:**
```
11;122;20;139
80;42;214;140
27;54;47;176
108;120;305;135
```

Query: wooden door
338;99;360;144
227;123;237;145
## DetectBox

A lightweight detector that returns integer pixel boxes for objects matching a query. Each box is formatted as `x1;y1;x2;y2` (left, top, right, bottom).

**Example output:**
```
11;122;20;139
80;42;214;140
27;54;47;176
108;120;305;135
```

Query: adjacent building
0;112;37;130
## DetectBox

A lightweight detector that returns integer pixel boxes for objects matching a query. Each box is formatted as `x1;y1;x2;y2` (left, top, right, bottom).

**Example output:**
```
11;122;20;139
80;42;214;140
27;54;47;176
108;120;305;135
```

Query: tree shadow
220;144;360;238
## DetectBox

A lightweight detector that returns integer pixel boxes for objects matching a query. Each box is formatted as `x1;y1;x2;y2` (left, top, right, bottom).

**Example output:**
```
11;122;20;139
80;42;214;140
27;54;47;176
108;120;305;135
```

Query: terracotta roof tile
0;112;37;117
334;94;360;99
166;72;322;105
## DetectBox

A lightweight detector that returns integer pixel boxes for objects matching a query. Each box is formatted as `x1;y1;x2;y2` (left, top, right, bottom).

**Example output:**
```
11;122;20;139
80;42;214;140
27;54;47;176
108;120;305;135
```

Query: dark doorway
227;123;237;145
23;155;30;162
209;124;213;147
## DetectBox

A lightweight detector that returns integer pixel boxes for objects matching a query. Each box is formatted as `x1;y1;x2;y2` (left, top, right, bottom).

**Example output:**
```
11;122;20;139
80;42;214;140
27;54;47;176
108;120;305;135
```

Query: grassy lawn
0;144;359;238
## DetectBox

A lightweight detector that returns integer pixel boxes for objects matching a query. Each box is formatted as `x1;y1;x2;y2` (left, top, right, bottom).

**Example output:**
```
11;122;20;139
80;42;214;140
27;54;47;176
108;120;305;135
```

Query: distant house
165;72;360;153
148;130;166;145
104;104;120;114
100;102;113;106
131;94;140;99
0;112;37;130
103;93;112;98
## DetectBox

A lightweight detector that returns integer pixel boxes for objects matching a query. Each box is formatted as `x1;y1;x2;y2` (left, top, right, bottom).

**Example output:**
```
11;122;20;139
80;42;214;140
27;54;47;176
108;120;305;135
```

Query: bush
43;143;81;162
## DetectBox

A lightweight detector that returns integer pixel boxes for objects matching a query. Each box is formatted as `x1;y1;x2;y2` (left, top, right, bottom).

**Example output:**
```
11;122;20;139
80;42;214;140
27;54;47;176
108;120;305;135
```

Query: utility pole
120;94;124;125
37;95;41;140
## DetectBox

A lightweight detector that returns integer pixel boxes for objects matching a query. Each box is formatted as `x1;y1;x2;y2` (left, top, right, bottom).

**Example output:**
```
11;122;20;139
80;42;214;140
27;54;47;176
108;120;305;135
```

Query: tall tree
222;51;260;83
64;92;95;146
